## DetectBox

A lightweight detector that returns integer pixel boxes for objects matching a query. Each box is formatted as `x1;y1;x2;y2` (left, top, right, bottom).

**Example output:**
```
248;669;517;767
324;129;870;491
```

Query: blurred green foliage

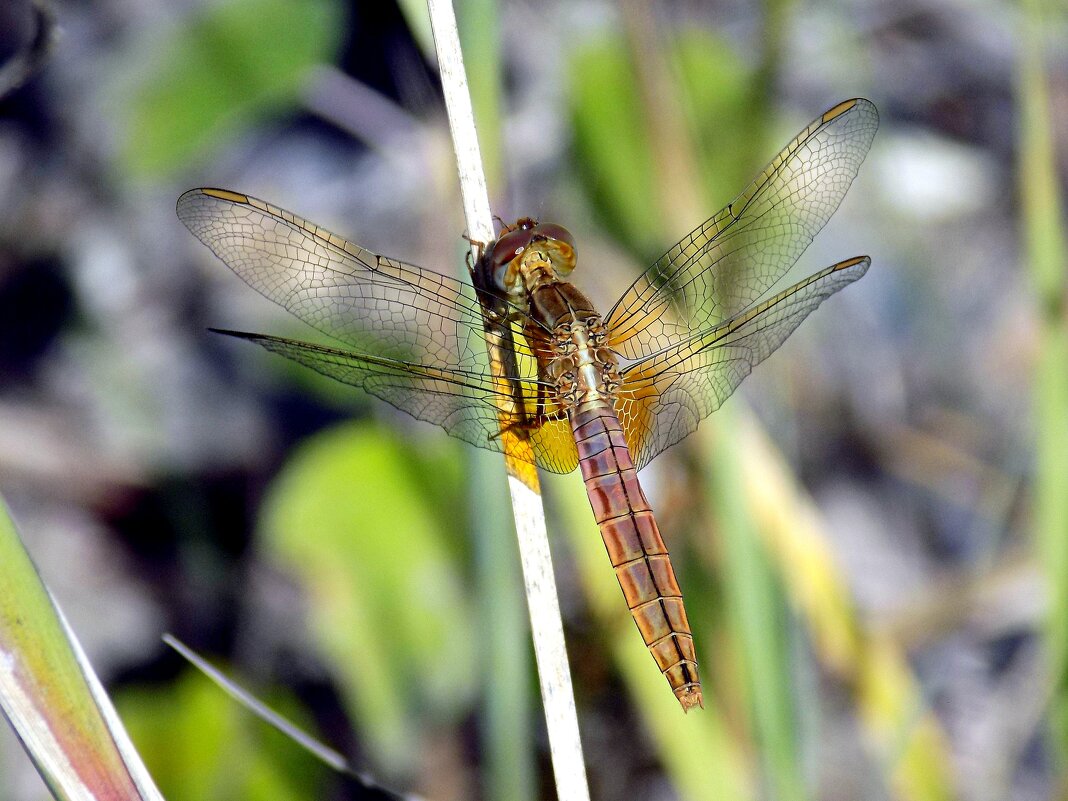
117;671;329;801
259;421;477;773
569;29;754;261
117;0;345;179
705;411;805;801
1018;0;1068;769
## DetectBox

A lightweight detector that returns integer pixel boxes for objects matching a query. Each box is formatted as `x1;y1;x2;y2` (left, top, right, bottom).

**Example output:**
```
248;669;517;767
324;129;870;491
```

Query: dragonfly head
489;220;577;296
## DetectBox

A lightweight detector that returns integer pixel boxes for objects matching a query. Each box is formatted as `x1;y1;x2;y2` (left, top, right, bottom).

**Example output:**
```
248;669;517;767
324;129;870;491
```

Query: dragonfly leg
462;232;489;268
490;408;568;441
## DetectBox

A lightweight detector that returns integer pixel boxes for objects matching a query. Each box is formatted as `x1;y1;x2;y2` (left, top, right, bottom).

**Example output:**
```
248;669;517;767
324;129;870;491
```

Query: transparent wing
179;189;578;472
614;256;869;470
177;188;537;368
604;98;878;360
212;329;581;474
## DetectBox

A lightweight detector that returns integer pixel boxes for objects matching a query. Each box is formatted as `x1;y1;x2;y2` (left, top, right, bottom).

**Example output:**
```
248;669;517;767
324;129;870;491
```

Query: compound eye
532;222;577;276
490;228;533;290
532;223;575;250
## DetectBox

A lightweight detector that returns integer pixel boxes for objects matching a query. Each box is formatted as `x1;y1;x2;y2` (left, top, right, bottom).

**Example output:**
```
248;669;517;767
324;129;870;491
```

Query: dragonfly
178;98;879;712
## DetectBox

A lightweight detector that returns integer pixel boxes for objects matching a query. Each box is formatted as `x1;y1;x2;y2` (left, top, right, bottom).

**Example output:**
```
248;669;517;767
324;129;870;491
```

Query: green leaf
116;0;345;179
703;408;805;801
260;421;477;771
1019;0;1068;766
569;37;661;258
117;671;326;801
0;495;163;801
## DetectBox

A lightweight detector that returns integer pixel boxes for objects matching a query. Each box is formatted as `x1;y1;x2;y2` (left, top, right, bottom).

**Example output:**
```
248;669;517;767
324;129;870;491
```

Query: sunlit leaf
116;0;345;178
260;421;476;772
117;671;327;801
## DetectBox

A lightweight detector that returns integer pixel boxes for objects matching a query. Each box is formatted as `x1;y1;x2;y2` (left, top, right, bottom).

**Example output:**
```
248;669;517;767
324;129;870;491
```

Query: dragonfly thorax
547;318;621;409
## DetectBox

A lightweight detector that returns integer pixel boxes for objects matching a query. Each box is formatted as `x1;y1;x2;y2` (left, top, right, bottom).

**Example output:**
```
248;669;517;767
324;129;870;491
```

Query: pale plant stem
424;2;590;799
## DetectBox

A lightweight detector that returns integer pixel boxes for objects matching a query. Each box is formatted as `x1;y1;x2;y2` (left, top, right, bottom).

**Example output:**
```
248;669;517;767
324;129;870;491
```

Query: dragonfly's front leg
463;233;489;275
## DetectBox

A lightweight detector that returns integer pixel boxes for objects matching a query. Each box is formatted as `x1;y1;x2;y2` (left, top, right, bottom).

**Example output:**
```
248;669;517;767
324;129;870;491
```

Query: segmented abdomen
571;403;703;711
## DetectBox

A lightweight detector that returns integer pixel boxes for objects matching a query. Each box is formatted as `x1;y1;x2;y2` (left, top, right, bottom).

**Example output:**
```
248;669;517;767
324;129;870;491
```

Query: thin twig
162;635;414;800
424;2;591;799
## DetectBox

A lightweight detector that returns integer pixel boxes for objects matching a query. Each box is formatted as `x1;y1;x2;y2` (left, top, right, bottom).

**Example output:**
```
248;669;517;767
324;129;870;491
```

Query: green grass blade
704;406;806;801
162;636;350;774
468;450;536;801
734;413;955;801
1017;0;1068;769
160;636;409;799
0;495;164;801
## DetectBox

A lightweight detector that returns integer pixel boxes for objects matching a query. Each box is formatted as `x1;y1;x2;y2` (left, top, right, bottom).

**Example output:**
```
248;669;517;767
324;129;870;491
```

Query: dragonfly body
571;405;701;709
178;98;879;711
475;226;702;708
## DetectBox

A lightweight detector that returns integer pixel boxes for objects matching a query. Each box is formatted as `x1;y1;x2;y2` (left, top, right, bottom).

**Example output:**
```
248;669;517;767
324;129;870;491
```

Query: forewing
177;188;530;368
214;329;580;474
605;98;878;360
178;188;579;471
614;257;869;469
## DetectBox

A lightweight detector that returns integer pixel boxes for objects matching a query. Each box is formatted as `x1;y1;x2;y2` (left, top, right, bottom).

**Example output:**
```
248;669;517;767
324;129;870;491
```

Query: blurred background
0;0;1065;799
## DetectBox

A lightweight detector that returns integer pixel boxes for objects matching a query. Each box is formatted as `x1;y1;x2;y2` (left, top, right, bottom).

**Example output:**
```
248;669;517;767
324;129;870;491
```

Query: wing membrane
614;256;869;469
179;189;580;472
604;98;878;360
177;188;535;367
211;329;580;474
179;95;876;478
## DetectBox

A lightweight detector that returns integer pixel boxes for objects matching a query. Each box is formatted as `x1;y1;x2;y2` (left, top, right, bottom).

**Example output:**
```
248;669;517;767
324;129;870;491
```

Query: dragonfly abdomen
571;403;703;711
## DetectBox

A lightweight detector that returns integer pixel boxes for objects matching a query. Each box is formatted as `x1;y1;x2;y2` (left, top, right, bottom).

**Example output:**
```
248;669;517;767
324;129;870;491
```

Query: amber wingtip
835;255;871;270
199;188;250;203
822;98;857;120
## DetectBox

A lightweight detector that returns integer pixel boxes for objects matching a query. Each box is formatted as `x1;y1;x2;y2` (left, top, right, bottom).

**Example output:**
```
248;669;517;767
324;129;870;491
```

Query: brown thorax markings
501;225;622;412
546;316;622;409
